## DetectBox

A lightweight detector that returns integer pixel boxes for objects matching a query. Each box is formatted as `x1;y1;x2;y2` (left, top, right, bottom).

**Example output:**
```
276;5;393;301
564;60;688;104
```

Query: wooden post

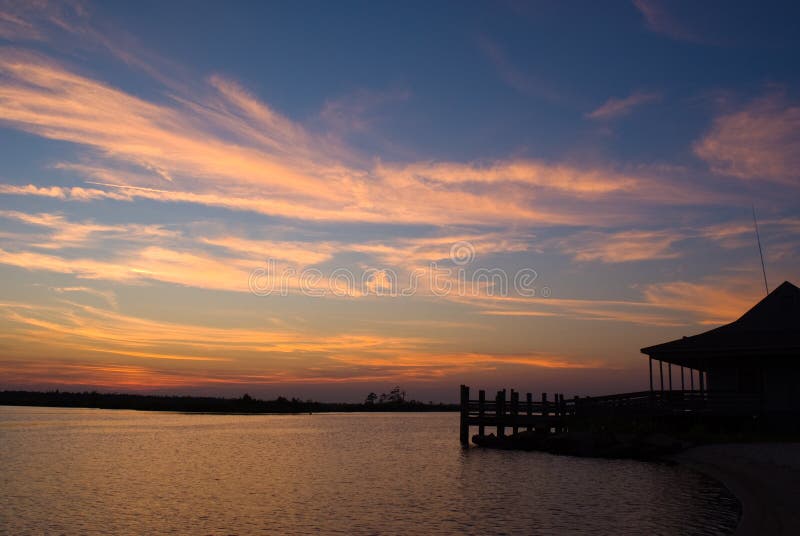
459;384;469;445
541;392;548;434
680;366;685;391
511;390;519;435
553;393;561;432
552;392;558;433
668;363;672;392
526;392;533;432
509;388;514;434
690;368;695;391
649;357;653;393
699;370;705;396
659;360;664;393
496;390;506;438
478;389;485;437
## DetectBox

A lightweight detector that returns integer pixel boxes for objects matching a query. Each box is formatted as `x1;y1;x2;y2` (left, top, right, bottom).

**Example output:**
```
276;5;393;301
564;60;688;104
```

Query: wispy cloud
554;229;682;263
587;91;660;120
640;276;765;325
454;273;766;328
51;285;118;309
320;87;411;134
0;1;797;394
453;291;688;327
550;217;800;264
0;50;686;227
477;35;565;102
632;0;706;44
694;92;800;186
0;209;176;249
0;299;596;391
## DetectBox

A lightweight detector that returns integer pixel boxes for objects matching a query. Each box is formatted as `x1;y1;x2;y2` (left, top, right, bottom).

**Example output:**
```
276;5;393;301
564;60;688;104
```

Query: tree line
0;390;458;413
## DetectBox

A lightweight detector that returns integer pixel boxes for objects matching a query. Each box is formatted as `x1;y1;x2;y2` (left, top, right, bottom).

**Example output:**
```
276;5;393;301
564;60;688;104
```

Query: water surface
0;407;739;535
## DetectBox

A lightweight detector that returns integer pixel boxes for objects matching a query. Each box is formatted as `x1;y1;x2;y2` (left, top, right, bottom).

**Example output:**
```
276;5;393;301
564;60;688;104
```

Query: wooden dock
459;385;573;444
459;385;763;445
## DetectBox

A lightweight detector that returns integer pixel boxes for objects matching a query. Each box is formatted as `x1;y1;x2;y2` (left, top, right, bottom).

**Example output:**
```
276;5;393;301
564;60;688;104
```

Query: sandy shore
674;443;800;535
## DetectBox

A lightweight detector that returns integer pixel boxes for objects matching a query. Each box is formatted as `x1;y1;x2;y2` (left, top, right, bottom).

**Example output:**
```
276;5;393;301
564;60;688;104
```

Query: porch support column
668;363;673;391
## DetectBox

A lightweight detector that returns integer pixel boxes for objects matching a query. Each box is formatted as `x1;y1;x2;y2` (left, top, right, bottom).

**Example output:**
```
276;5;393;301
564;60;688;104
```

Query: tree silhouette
388;386;405;403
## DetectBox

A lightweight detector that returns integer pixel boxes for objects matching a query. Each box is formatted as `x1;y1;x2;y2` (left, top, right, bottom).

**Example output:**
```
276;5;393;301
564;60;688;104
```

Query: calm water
0;406;739;535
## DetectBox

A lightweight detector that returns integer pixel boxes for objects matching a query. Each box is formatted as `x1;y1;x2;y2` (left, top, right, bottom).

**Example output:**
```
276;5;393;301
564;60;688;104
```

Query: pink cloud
554;229;682;263
695;92;800;186
632;0;706;44
587;91;661;120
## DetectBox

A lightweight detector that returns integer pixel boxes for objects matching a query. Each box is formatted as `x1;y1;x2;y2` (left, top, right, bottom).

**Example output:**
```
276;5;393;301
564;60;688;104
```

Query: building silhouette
642;281;800;414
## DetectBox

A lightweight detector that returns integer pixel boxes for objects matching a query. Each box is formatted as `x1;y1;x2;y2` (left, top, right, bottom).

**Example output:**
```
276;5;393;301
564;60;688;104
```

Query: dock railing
459;385;762;445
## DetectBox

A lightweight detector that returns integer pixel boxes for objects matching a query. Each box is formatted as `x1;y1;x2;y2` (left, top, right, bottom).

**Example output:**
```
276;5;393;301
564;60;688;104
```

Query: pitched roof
641;281;800;361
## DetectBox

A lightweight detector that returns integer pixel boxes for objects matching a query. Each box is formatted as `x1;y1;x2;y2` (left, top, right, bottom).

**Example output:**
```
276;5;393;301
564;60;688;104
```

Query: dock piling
526;393;533;432
511;390;519;435
541;392;548;434
459;384;469;445
478;389;485;438
496;389;506;438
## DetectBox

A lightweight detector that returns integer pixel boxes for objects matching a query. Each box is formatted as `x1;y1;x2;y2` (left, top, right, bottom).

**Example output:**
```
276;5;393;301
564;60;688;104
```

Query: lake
0;406;739;535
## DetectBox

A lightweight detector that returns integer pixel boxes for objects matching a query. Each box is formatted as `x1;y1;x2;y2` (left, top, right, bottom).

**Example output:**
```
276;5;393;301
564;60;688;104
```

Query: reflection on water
0;407;738;535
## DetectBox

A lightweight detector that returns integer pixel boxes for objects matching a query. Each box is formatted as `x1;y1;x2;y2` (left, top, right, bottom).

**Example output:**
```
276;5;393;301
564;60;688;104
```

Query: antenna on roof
752;204;769;295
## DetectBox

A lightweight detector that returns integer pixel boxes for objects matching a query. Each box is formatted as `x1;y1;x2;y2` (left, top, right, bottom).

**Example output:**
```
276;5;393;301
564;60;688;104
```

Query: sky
0;0;798;402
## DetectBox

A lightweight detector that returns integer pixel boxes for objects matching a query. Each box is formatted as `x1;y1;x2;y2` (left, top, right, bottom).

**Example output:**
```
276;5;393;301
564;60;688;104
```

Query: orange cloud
464;293;687;327
0;299;428;363
0;298;599;390
332;351;600;370
554;229;683;263
640;277;765;325
0;50;729;229
200;236;336;266
0;209;177;249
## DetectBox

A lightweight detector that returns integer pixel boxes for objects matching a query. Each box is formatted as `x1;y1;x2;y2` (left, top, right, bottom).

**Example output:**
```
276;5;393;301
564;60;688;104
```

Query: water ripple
0;407;739;535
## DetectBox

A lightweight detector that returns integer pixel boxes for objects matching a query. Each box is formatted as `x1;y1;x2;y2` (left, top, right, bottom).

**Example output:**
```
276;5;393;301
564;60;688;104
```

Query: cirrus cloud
695;92;800;186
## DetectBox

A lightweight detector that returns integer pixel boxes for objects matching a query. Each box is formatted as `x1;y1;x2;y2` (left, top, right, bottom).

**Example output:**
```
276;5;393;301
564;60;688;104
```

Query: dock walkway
459;385;762;445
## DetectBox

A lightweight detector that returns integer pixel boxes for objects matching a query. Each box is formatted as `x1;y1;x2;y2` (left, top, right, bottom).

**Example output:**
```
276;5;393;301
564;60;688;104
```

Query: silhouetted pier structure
459;386;569;444
459;385;762;445
461;281;800;446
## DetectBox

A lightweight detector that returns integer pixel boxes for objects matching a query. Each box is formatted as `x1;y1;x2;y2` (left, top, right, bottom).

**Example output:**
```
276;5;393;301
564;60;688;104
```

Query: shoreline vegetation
0;389;459;414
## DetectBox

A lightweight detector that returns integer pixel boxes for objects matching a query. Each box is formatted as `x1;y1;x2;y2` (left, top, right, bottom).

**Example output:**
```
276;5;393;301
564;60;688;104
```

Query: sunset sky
0;1;798;401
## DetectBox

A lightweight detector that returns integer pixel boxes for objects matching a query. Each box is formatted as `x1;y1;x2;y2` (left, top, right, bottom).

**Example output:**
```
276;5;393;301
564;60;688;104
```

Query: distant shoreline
0;390;460;414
